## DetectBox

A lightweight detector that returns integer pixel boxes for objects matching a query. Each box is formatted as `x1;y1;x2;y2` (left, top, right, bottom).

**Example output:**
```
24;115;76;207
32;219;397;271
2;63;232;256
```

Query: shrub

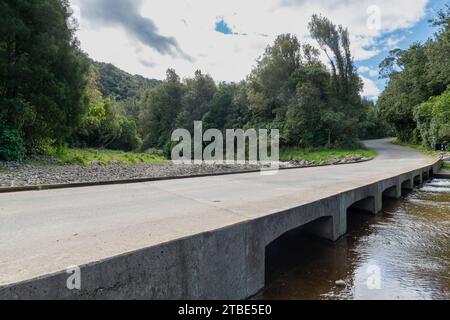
0;123;26;161
108;116;143;151
414;88;450;148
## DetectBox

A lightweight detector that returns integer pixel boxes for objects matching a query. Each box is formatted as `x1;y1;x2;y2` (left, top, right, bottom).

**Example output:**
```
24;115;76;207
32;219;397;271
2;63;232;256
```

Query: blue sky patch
356;0;445;99
215;18;234;35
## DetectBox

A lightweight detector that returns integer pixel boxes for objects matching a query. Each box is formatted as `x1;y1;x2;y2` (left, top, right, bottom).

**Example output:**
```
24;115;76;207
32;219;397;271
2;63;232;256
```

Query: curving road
0;138;439;289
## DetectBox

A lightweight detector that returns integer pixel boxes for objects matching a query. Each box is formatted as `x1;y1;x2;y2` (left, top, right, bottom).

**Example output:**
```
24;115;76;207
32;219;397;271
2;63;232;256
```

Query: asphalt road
0;139;437;286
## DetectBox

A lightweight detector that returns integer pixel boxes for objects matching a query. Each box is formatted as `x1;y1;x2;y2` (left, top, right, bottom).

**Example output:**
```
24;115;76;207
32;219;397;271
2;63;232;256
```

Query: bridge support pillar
414;174;422;185
374;192;383;213
244;224;266;298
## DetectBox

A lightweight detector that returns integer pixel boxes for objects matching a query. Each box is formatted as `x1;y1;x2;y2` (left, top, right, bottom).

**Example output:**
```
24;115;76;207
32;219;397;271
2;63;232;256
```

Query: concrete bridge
0;139;442;299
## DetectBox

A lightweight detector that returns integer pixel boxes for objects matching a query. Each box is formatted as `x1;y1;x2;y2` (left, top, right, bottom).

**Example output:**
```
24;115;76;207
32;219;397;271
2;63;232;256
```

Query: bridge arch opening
264;217;332;286
348;196;376;214
346;196;378;237
382;185;400;199
423;171;429;181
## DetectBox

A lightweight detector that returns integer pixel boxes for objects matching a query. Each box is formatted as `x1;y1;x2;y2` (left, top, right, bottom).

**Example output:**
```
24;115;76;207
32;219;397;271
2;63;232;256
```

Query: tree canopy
92;61;160;100
377;5;450;146
0;1;390;161
0;0;88;158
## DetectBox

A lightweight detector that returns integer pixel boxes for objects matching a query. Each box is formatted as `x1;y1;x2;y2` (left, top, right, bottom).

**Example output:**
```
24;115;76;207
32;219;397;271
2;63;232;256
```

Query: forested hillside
378;5;449;148
92;61;160;100
1;0;392;161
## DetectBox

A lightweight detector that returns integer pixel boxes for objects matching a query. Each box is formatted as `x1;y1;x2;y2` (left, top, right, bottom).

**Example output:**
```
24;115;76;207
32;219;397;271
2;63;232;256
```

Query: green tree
0;0;88;155
308;14;366;146
308;14;363;102
182;70;217;123
425;5;450;96
247;23;366;148
0;120;25;160
358;99;390;139
284;62;331;147
378;6;449;143
414;87;450;148
139;69;184;149
202;82;250;132
76;66;142;150
202;84;233;131
247;34;301;126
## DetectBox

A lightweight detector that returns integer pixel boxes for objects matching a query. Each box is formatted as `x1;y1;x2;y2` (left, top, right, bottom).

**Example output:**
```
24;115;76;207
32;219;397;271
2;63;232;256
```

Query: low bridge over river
0;139;442;299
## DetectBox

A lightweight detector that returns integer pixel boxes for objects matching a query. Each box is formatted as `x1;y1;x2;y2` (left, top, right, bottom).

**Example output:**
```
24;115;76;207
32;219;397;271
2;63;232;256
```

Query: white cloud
358;66;370;73
70;0;429;82
369;69;379;78
384;36;405;49
358;66;379;78
361;76;381;98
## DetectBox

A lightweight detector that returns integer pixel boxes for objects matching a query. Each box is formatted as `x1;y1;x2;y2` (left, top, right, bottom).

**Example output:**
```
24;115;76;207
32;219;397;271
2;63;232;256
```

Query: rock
335;280;347;287
0;156;371;190
332;159;341;165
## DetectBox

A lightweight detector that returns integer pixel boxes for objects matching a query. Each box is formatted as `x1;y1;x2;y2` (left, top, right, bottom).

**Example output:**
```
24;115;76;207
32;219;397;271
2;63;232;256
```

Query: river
256;178;450;300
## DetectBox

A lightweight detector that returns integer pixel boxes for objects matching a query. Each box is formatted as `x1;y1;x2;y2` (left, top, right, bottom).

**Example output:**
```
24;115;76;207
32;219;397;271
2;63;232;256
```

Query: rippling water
256;179;450;300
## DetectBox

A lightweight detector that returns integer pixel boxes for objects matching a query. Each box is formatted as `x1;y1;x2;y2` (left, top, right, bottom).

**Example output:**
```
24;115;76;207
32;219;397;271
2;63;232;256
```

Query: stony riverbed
0;156;372;188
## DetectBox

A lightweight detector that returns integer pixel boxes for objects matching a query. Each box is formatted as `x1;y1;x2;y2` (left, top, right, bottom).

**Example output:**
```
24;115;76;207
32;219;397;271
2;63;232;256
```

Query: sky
70;0;447;100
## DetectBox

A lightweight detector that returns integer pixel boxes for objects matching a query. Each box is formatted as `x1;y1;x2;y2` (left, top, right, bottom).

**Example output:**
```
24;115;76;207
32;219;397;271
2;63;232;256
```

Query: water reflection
256;178;450;300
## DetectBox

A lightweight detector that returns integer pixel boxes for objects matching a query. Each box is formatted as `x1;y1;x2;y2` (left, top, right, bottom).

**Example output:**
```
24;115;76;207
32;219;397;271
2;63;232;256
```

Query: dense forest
1;0;447;162
378;5;450;148
92;61;160;100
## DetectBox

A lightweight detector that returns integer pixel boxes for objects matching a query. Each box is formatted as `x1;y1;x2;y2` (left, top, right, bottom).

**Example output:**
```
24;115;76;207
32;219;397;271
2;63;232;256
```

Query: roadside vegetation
18;147;375;167
280;148;377;163
44;147;166;166
378;6;449;150
391;139;443;156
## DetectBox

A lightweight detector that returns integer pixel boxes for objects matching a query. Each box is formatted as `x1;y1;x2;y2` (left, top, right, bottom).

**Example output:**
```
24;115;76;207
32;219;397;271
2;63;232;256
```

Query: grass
56;148;376;166
443;163;450;170
391;139;444;156
12;143;377;167
280;148;377;164
47;148;167;166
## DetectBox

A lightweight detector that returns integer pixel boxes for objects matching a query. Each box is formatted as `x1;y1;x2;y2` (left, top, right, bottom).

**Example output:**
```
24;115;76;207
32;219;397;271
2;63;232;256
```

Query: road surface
0;139;438;287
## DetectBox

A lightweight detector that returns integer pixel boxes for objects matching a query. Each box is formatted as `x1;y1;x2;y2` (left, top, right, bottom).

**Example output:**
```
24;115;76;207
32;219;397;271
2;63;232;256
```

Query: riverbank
0;148;376;189
0;156;374;189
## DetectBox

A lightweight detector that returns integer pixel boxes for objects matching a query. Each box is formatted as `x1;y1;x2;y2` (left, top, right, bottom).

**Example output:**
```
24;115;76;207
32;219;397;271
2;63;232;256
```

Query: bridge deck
0;139;440;298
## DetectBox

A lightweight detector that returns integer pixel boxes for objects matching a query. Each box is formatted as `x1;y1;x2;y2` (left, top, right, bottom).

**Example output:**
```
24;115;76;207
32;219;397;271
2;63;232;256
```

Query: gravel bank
0;156;372;189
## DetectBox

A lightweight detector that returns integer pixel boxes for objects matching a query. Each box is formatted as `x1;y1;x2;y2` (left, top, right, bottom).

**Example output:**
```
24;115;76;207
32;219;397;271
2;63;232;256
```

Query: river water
256;178;450;300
